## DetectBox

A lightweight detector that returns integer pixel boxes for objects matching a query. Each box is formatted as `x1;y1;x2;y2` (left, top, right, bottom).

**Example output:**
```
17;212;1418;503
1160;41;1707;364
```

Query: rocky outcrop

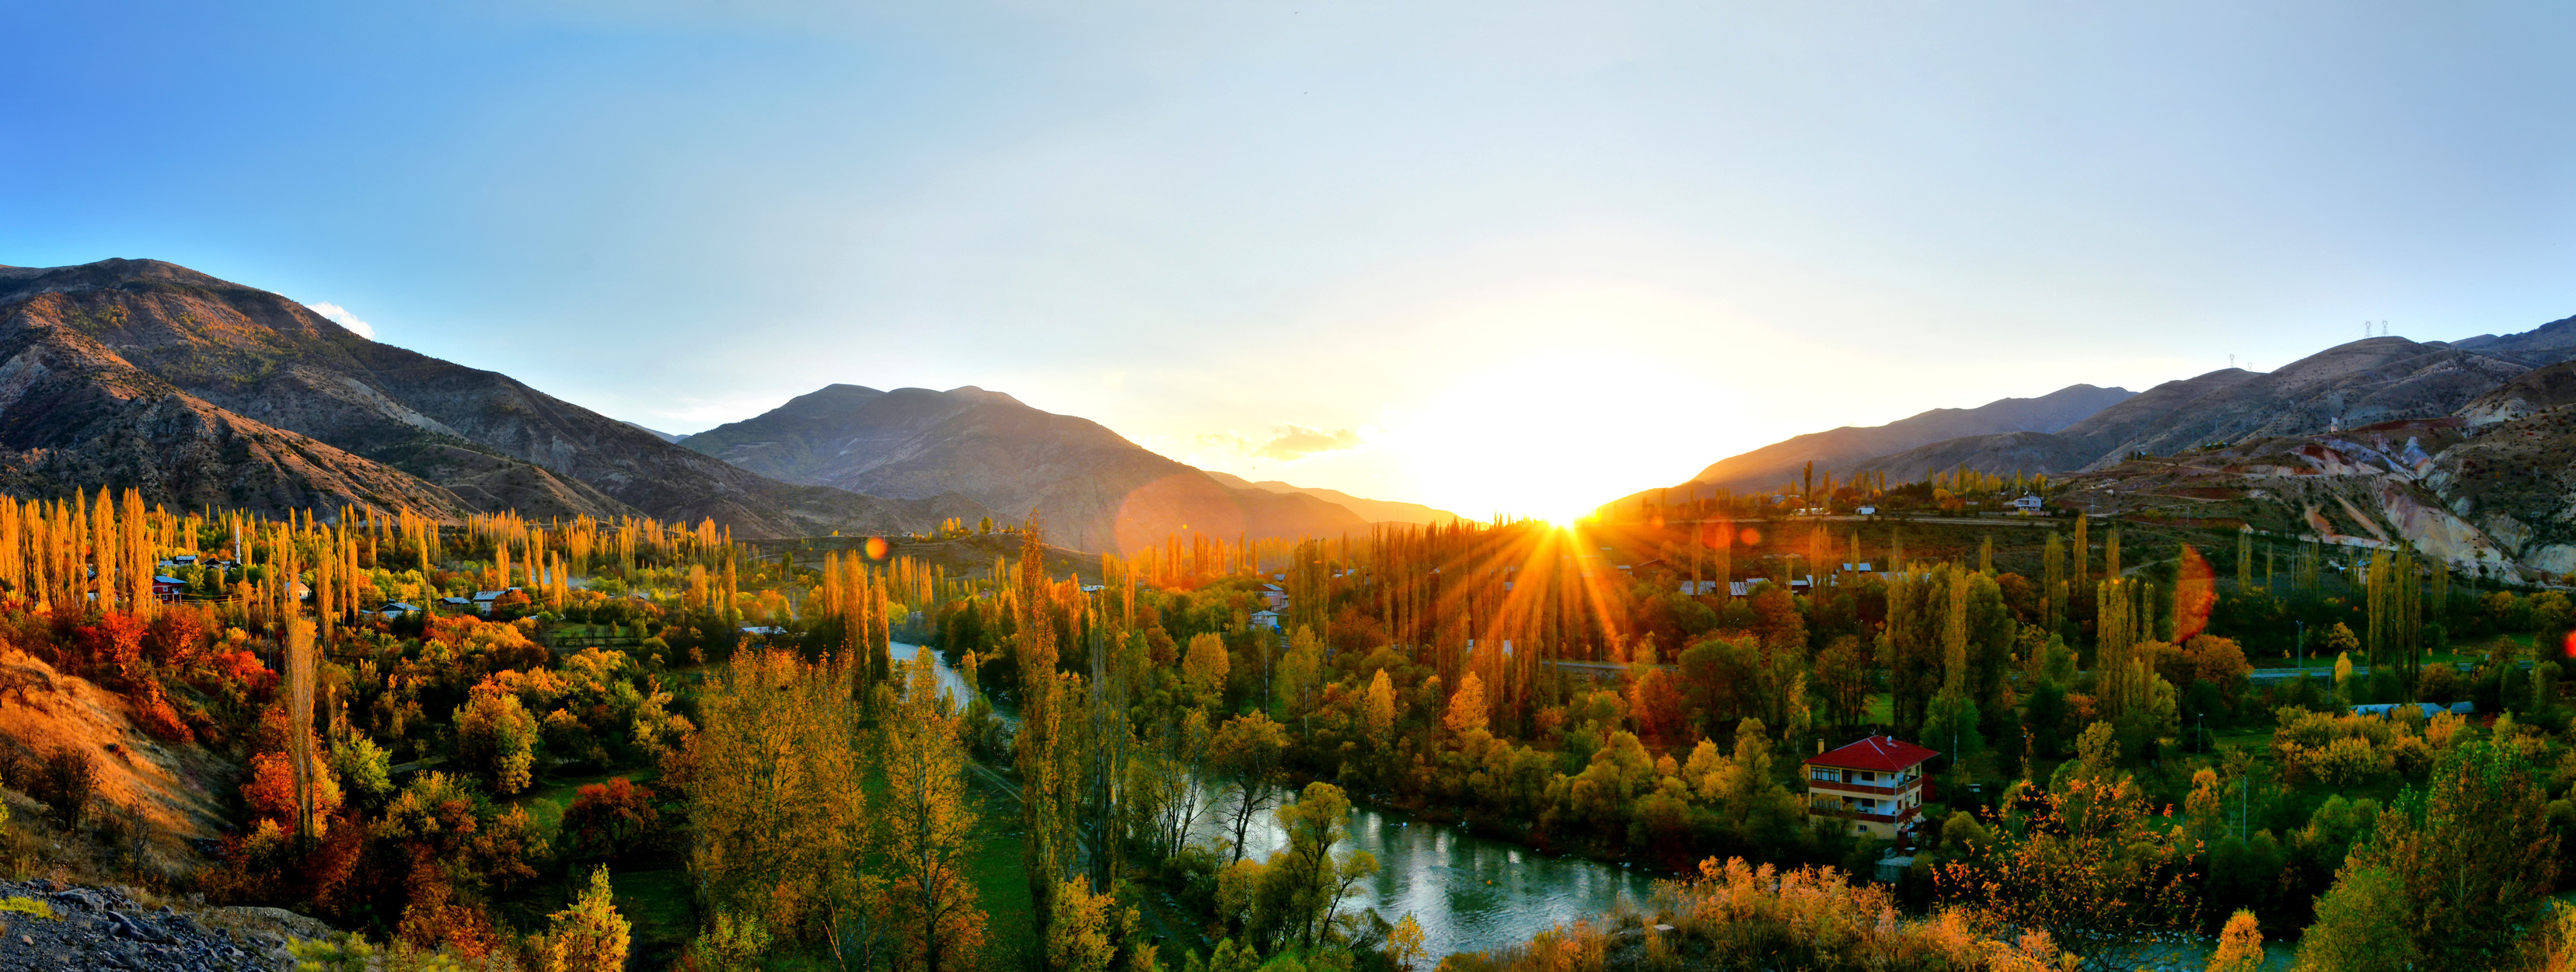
0;879;318;970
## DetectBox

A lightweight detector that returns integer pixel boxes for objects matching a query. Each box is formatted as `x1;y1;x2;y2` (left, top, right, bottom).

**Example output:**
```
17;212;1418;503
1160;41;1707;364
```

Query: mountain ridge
682;383;1367;552
1200;471;1464;525
1678;383;2138;494
0;259;977;537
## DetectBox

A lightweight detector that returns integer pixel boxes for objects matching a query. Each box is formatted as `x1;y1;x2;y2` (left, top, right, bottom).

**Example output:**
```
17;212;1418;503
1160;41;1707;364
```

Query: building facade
1803;735;1937;841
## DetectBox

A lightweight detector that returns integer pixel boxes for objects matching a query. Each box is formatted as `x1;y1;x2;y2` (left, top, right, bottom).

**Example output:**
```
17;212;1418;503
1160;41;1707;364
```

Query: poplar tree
287;619;319;842
1016;519;1073;933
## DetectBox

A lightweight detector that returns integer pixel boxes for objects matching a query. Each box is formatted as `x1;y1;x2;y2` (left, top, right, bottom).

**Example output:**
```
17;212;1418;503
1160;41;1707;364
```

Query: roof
1249;608;1279;617
1806;735;1939;772
152;576;185;585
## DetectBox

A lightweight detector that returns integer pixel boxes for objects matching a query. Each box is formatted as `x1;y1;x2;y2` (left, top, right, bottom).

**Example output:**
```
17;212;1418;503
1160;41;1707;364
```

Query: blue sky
5;2;2574;518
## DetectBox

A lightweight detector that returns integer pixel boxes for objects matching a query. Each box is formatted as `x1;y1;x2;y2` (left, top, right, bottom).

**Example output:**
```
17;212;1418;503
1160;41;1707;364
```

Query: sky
5;2;2575;521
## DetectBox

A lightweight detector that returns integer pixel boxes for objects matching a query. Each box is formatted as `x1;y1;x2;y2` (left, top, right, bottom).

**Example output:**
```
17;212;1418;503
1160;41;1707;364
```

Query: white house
1249;609;1281;630
2012;495;2046;515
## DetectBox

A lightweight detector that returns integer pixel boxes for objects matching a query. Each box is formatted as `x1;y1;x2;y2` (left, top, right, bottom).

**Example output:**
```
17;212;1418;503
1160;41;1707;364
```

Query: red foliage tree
562;777;658;861
75;612;151;692
144;604;216;667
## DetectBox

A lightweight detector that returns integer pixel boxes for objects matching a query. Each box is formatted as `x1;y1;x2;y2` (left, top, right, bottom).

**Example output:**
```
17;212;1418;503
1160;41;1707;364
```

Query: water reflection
896;642;1658;959
1201;799;1658;959
889;642;976;709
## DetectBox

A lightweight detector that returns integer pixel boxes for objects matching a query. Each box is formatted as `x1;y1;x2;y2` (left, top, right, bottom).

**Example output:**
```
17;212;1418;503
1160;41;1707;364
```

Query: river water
891;643;1660;958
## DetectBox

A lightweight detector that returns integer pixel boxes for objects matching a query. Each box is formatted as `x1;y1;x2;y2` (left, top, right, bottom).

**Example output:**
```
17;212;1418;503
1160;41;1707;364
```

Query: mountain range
0;257;1435;551
0;259;986;537
1675;383;2140;496
1628;313;2576;577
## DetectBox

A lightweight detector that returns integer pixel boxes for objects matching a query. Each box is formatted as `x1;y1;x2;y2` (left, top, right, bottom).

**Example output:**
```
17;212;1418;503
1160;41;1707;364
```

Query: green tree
1265;782;1379;949
1213;712;1290;864
2295;740;2558;969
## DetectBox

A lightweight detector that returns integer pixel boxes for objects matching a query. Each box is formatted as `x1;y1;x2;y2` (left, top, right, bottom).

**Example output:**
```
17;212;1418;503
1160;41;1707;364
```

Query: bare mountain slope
2068;337;2525;468
0;259;970;536
1680;383;2135;493
1790;340;2523;488
2453;312;2576;366
684;384;1367;552
1841;431;2105;483
0;287;473;517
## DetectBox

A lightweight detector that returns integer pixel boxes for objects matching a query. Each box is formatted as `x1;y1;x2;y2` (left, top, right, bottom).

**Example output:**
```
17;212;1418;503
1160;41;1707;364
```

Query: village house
1804;735;1937;841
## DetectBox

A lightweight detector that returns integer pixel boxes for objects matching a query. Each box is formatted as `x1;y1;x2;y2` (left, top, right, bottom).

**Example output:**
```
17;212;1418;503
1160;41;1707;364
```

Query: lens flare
864;535;888;560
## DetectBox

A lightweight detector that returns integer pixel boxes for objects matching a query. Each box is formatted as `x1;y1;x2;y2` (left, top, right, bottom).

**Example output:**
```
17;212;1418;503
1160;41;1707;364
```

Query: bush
37;748;96;829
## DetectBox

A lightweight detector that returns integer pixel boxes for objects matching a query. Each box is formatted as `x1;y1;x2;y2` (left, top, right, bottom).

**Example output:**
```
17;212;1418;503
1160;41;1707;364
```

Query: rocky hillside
2453;312;2576;366
0;647;236;876
1644;331;2556;507
1675;383;2137;493
0;260;974;537
685;384;1367;552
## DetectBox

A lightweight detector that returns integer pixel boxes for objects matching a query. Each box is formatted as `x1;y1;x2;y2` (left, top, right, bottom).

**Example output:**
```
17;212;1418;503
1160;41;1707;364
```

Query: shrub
37;748;96;829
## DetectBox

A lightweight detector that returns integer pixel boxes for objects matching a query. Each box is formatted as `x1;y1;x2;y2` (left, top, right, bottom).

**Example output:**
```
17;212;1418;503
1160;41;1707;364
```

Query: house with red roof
1803;734;1937;841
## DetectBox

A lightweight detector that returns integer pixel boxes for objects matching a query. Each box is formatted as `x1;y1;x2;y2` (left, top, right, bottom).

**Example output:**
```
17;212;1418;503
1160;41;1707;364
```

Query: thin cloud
304;301;375;340
1255;424;1363;461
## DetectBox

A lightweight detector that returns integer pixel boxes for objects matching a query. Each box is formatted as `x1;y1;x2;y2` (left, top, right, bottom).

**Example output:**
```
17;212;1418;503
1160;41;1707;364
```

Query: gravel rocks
0;880;295;972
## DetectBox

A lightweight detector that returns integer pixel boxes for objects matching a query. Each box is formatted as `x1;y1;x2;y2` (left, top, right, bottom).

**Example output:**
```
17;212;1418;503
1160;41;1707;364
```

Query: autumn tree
561;778;658;862
1017;519;1077;932
1181;632;1230;711
453;678;539;796
686;649;870;941
877;652;985;972
1938;730;2199;963
539;866;631;972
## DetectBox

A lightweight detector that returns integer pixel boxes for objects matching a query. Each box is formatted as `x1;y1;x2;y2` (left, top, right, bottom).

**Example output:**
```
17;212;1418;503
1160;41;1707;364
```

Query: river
890;643;1660;958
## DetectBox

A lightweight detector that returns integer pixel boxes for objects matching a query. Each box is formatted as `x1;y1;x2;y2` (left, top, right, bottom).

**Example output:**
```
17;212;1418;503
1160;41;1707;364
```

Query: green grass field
963;768;1042;971
609;865;696;969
